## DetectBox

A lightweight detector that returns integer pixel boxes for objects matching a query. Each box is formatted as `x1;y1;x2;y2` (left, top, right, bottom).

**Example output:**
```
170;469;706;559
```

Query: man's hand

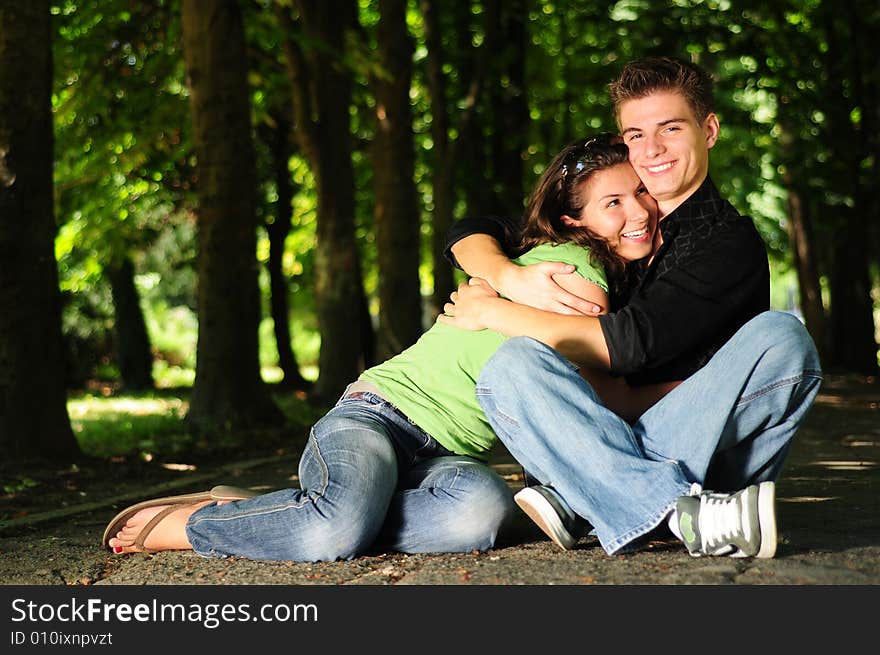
497;261;603;316
438;278;499;331
450;233;602;315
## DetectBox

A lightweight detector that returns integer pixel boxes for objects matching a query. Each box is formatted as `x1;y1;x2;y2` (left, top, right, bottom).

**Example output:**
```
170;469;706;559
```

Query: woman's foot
107;500;220;553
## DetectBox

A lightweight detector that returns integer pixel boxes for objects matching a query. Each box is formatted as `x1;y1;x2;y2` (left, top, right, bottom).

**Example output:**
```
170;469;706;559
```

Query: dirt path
1;374;877;585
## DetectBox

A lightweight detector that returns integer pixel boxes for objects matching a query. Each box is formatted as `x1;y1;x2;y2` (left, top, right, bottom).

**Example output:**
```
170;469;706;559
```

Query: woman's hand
496;261;603;316
438;278;500;331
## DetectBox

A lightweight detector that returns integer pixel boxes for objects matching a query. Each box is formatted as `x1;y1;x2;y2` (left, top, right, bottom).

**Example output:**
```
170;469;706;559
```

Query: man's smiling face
618;90;719;216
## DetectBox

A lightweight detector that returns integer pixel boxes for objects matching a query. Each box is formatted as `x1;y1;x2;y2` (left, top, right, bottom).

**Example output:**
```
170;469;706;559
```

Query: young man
440;57;822;558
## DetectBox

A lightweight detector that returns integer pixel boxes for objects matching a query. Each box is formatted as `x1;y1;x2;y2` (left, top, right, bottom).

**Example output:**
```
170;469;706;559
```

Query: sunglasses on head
560;136;607;180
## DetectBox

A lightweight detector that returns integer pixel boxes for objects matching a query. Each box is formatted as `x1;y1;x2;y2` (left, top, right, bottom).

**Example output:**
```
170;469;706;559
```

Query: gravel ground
1;375;878;586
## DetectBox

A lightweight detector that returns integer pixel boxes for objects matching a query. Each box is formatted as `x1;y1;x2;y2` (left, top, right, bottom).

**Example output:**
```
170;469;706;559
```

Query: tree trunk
783;184;827;360
421;0;489;312
181;0;283;432
107;256;154;390
821;8;879;375
260;116;311;391
844;2;880;374
485;0;529;218
421;0;456;317
280;0;372;401
372;0;423;359
312;107;370;400
829;219;878;374
0;0;79;460
777;117;829;363
454;2;493;218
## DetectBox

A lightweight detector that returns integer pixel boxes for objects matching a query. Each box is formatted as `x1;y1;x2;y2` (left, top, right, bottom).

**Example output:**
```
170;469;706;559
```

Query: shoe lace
699;493;744;552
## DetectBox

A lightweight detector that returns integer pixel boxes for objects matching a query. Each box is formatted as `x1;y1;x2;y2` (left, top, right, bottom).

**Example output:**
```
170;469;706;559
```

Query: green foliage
137;214;198;378
51;0;199;382
68;391;192;457
53;0;193;257
144;301;197;371
67;389;323;458
47;0;879;393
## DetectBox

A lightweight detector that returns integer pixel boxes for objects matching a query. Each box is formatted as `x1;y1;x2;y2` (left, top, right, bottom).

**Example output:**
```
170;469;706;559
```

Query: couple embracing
104;57;821;562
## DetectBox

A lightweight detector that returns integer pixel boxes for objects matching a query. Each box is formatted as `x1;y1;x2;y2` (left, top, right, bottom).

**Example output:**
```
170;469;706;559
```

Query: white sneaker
675;481;777;558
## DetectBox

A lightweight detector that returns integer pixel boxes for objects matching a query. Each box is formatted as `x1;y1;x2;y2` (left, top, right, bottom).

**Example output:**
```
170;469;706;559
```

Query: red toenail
113;547;123;553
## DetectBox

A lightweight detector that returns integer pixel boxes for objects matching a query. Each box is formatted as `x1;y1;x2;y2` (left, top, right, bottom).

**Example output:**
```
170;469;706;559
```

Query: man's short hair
609;56;715;124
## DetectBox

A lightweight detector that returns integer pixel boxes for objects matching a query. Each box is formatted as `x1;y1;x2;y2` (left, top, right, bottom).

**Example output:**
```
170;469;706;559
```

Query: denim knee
292;517;382;562
742;311;822;373
441;463;516;550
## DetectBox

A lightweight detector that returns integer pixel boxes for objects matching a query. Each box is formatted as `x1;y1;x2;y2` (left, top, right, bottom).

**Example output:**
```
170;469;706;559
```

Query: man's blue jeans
476;311;822;555
185;388;516;561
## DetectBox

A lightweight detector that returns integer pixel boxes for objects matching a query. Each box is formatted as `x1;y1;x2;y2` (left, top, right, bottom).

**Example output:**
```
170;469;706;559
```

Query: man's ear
704;112;720;149
561;214;582;227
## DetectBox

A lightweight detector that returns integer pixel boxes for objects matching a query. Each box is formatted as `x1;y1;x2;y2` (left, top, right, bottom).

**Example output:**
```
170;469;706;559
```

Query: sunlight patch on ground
65;394;192;457
808;460;877;471
68;397;188;418
161;463;197;471
841;435;880;447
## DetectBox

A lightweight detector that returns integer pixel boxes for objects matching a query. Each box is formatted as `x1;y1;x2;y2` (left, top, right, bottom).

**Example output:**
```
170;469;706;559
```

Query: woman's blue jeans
476;311;823;555
185;388;516;562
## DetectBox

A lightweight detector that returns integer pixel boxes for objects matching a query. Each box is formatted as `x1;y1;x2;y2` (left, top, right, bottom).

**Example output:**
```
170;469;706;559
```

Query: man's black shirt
443;176;770;386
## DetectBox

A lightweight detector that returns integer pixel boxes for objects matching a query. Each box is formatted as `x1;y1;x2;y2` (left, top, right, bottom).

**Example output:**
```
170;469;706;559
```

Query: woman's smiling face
564;162;658;262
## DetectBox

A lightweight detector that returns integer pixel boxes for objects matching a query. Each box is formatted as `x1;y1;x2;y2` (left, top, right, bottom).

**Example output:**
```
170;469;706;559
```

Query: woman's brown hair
518;133;631;284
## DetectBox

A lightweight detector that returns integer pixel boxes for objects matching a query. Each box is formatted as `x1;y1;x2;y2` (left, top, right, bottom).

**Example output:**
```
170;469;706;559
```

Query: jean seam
190;436;329;531
736;370;823;405
444;467;462;493
306;429;330;498
641;445;672;462
491;394;521;427
190;500;312;528
475;389;519;429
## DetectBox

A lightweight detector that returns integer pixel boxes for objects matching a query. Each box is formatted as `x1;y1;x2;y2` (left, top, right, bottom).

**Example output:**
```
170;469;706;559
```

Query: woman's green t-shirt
360;242;607;460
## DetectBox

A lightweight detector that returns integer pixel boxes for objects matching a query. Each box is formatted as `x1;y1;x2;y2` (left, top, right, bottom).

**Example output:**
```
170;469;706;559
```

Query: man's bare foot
107;500;227;553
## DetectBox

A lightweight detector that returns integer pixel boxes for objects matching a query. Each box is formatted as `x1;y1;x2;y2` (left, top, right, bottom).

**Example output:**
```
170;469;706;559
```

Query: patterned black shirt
444;176;770;386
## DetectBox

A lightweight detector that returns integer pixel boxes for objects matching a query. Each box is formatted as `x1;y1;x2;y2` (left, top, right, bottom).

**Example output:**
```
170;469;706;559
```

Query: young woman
103;134;658;562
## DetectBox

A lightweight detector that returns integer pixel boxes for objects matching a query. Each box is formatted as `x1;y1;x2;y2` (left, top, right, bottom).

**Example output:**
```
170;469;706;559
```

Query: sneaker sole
514;487;577;550
756;481;777;558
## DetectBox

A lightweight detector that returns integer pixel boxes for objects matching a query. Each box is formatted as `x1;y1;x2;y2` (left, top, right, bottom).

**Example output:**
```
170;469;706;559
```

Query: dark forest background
1;0;878;463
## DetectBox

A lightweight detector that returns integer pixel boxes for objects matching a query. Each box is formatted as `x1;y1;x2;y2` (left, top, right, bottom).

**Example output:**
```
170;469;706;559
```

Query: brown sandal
101;485;258;552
